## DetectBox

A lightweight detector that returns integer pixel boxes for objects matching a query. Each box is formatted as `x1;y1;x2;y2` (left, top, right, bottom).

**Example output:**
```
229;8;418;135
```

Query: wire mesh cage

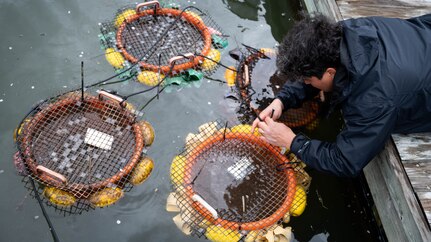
13;90;155;214
227;47;321;130
167;121;311;242
99;0;228;89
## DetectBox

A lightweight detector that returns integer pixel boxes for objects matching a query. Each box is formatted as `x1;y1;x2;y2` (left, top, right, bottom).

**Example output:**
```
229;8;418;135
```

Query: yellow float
170;155;186;186
89;187;124;207
184;11;203;25
290;185;307;217
105;48;125;69
230;124;261;136
137;71;165;86
202;49;221;71
205;225;241;242
139;121;155;146
13;118;30;142
130;157;154;185
43;187;76;207
114;9;137;28
224;66;236;87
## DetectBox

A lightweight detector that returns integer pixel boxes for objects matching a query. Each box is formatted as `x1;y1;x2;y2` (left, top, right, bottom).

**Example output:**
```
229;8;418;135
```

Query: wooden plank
393;133;431;161
364;140;431;241
363;154;410;242
417;192;431;224
336;0;431;19
302;0;343;21
403;161;431;192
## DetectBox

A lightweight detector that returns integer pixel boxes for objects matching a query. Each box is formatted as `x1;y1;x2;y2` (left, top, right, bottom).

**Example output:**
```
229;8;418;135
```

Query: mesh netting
233;47;320;129
99;1;228;88
13;91;154;214
167;121;310;242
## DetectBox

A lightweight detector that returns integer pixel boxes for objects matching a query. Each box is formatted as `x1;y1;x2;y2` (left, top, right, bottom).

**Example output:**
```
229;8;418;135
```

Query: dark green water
0;0;383;241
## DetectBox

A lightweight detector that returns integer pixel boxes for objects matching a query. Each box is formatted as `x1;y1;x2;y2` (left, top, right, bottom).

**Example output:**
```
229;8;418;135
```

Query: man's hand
251;98;284;133
257;117;296;148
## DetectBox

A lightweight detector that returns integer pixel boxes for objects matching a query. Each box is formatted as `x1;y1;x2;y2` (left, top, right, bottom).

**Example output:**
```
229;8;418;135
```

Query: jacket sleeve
276;81;320;111
290;102;397;177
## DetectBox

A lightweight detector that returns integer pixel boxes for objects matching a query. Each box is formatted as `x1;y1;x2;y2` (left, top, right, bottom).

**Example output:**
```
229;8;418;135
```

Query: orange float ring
19;94;144;198
116;8;212;74
183;132;296;231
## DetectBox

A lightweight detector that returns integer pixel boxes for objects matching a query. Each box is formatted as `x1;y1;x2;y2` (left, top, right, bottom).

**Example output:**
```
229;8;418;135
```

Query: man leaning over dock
252;13;431;177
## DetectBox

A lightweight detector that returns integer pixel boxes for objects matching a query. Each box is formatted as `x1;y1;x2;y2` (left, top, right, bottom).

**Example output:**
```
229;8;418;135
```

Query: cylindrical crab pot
99;1;228;86
169;122;299;242
234;48;320;129
13;91;152;213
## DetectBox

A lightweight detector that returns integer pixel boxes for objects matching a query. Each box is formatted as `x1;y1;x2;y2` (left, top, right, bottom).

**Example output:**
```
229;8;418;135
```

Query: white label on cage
84;128;114;150
227;157;255;180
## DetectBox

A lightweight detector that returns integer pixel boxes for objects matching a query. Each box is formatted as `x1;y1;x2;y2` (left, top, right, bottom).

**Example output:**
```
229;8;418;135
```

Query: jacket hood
330;18;380;107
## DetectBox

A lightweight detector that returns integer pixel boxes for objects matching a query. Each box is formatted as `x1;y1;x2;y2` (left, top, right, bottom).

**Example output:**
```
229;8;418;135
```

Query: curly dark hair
276;12;342;80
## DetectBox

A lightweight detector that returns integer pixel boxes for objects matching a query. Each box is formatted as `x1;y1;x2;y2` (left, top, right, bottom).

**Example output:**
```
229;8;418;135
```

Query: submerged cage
13;90;155;214
228;47;321;129
99;1;228;88
167;121;310;242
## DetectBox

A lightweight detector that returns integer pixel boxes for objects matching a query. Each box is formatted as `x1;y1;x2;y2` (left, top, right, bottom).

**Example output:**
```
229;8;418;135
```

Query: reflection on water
222;0;262;21
222;0;301;41
0;0;384;242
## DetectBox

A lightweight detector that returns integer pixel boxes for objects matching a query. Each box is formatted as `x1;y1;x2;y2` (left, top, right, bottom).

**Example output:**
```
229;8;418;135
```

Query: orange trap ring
183;132;296;231
116;5;212;74
20;94;144;198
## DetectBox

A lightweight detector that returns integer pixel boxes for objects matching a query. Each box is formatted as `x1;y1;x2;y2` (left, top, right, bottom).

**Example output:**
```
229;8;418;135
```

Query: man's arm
291;103;397;177
252;81;320;132
276;80;320;111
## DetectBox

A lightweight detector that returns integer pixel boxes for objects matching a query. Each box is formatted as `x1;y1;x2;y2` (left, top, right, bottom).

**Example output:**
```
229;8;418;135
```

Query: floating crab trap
167;121;311;242
225;47;321;130
13;90;155;214
99;1;228;89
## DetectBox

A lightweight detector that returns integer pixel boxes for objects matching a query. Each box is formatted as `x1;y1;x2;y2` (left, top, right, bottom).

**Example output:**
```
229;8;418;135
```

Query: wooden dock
301;0;431;241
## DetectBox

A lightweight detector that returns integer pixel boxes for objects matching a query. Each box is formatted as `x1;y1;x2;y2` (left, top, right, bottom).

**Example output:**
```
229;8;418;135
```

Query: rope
29;178;60;242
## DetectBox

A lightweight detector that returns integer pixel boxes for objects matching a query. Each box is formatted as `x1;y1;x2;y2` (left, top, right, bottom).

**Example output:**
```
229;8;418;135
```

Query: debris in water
281;13;286;17
0;99;3;103
316;189;328;209
34;215;39;220
10;83;13;87
154;188;158;193
67;10;71;14
8;47;12;50
116;220;121;225
0;170;4;174
31;86;35;89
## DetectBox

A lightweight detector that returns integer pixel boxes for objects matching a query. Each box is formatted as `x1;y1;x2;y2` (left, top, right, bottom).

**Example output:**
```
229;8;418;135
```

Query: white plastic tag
84;128;114;150
227;157;255;180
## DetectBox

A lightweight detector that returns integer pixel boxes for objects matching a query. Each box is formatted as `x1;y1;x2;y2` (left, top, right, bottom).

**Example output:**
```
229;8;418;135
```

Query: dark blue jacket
276;14;431;177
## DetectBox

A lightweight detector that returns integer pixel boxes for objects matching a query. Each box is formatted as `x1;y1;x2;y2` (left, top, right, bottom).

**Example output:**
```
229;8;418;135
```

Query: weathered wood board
337;0;431;19
393;133;431;161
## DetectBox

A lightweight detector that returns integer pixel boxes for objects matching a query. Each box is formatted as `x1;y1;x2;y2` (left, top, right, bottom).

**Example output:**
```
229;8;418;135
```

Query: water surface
0;0;382;241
